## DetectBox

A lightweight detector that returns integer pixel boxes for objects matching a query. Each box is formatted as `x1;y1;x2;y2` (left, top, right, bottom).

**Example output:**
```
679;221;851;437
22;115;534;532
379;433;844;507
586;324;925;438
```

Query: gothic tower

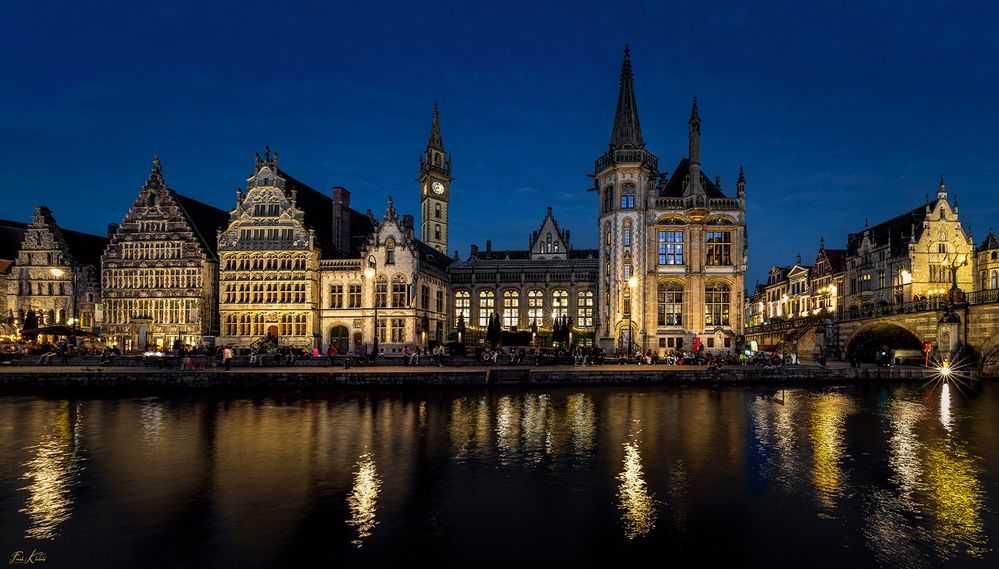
594;46;659;348
420;103;452;253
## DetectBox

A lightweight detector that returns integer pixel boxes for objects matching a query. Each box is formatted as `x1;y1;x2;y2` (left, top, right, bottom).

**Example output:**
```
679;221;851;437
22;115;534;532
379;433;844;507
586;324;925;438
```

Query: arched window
478;290;495;327
603;185;613;213
374;276;388;308
435;203;442;219
576;290;594;327
435;224;441;240
623;219;632;249
620;184;635;209
552;289;569;319
992;271;998;290
705;282;731;326
992;251;998;260
604;222;612;246
527;289;544;325
657;282;683;326
502;290;519;328
546;233;553;253
454;290;470;326
623;255;632;280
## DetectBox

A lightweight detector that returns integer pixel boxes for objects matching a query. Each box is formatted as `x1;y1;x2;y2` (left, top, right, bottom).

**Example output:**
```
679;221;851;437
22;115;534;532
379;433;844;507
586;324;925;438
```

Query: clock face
432;181;445;195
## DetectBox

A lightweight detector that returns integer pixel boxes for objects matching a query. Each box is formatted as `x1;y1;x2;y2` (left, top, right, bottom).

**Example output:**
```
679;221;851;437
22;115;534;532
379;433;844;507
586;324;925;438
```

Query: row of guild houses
2;48;749;355
746;177;999;333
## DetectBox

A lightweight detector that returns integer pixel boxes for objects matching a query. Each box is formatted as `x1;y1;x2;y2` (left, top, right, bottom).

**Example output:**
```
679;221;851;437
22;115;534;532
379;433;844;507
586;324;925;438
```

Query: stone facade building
0;220;27;338
595;48;747;353
101;158;230;350
447;207;598;341
976;229;999;293
5;207;106;335
842;178;974;317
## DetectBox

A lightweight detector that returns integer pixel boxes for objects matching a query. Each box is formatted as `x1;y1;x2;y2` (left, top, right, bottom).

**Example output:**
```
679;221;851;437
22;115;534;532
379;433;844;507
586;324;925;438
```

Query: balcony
594;149;658;174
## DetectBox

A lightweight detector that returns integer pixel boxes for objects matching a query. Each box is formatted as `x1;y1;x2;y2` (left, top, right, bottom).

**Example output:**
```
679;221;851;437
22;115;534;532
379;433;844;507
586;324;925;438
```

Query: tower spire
688;97;701;165
609;45;644;150
937;174;947;200
143;155;166;190
427;102;444;150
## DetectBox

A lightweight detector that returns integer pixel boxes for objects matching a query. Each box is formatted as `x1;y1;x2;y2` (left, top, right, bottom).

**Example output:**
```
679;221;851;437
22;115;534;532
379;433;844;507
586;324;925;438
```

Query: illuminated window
623;219;632;248
552;289;569;319
527;289;544;325
705;283;731;326
375;276;388;308
705;231;732;266
478;290;495;327
657;282;683;326
391;276;407;307
576;290;594;327
391;318;405;343
329;284;343;308
659;231;684;265
502;290;519;328
454;290;470;326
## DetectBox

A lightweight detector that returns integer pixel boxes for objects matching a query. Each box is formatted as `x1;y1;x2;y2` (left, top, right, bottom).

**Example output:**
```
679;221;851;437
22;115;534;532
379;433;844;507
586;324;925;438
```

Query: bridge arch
845;321;923;362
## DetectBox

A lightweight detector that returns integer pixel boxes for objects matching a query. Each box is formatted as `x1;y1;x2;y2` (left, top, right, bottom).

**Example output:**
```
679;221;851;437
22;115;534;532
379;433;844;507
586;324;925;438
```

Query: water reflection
751;390;801;489
939;382;953;433
19;401;83;540
617;425;656;539
924;437;987;558
809;393;853;511
566;393;596;456
346;452;381;548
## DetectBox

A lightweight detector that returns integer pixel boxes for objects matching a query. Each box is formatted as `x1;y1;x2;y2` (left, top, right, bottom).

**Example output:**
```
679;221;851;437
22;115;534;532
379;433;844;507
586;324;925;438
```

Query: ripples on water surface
1;384;998;568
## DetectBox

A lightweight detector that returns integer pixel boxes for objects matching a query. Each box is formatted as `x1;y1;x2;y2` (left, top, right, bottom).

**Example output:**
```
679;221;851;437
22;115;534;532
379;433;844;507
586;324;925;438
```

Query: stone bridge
746;289;999;376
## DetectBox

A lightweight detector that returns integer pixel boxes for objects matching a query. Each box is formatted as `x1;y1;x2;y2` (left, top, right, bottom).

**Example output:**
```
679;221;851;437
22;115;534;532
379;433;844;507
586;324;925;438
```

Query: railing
319;259;362;271
594;149;658;173
652;196;742;211
967;288;999;305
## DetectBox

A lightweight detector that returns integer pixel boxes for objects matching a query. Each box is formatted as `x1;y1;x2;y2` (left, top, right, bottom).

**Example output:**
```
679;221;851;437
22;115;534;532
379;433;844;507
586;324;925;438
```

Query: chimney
486;240;492;254
471;244;478;256
107;223;119;239
331;187;351;256
564;229;570;246
402;214;414;231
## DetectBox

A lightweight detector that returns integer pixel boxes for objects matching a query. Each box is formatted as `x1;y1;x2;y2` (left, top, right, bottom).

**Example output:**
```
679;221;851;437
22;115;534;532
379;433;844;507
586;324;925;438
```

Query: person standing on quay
223;346;233;372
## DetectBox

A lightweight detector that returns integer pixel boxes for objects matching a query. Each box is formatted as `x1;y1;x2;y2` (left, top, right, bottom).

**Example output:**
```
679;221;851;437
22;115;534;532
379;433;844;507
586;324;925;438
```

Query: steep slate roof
978;230;999;252
846;206;927;257
276;169;375;259
62;228;108;268
414;239;454;271
0;219;27;263
174;193;230;258
464;248;598;262
658;158;727;198
610;46;644;150
824;249;846;272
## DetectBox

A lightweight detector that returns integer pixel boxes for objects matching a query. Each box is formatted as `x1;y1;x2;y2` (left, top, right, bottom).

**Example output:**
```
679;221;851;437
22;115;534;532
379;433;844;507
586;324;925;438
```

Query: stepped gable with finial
845;177;958;257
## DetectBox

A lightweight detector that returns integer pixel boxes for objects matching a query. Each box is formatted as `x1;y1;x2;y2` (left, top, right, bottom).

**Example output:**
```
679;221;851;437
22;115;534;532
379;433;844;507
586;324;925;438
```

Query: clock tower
419;103;451;253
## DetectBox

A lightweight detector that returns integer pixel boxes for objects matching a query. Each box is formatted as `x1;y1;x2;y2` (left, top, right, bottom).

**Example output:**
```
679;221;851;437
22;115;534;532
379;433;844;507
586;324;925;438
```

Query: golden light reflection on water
751;391;800;486
924;438;987;558
617;427;655;539
346;452;381;548
566;393;596;456
809;394;853;510
495;395;521;461
522;394;550;463
939;383;953;433
19;402;82;540
888;399;926;504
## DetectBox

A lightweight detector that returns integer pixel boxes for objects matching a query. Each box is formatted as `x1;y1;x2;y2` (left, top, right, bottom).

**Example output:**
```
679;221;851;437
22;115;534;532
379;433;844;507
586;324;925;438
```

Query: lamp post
50;253;78;341
364;255;379;361
627;276;637;357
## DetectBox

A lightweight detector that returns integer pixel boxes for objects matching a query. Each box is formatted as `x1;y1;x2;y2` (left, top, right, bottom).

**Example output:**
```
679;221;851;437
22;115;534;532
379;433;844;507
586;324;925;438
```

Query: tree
486;313;501;346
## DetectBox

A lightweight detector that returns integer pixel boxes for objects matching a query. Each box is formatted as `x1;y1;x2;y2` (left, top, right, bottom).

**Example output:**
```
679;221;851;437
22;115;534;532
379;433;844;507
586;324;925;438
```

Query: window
605;223;612;246
421;285;430;310
877;270;886;289
376;319;387;343
938;243;947;254
329;284;343;308
623;288;631;318
620;185;635;209
705;283;731;326
478;290;495;327
385;240;395;265
435;203;441;219
623;219;632;248
375;277;388;308
392;277;407;307
435;225;441;240
993;271;998;289
577;290;594;327
348;284;362;308
546;233;553;253
705;231;732;266
623;261;632;281
502;290;519;328
603;186;613;213
391;319;405;343
659;230;684;265
657;282;683;326
861;273;872;291
455;290;470;326
436;289;444;312
707;338;715;348
552;289;568;319
527;289;544;325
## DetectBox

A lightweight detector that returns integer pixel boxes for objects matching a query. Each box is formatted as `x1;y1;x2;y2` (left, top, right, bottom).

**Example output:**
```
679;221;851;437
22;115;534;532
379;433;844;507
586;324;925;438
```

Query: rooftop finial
143;154;166;190
690;97;700;122
937;174;948;200
820;236;825;248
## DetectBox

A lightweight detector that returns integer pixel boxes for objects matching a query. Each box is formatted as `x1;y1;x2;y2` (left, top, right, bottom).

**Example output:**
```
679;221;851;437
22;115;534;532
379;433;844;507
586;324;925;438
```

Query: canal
1;382;997;567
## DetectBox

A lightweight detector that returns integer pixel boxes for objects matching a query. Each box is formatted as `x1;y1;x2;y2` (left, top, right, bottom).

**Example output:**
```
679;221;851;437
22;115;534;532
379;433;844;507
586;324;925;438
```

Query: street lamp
364;255;379;361
627;276;637;357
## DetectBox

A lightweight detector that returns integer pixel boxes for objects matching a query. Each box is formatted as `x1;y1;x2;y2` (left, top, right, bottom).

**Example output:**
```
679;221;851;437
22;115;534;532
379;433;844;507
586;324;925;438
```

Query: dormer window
546;233;553;253
385;238;396;265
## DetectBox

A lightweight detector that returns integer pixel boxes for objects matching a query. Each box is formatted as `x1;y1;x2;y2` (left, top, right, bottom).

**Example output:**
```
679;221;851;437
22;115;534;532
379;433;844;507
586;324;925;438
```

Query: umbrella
20;325;100;337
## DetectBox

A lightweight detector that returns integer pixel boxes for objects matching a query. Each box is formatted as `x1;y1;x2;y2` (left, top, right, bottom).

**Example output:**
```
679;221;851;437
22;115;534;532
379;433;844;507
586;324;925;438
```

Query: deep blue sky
3;0;998;286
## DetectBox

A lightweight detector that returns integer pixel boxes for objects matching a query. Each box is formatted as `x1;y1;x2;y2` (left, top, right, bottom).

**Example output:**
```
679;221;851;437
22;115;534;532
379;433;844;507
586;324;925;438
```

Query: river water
1;382;997;568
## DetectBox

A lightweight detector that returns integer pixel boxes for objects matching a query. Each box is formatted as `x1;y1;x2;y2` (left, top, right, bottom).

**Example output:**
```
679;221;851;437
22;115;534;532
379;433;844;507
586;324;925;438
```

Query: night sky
3;0;998;286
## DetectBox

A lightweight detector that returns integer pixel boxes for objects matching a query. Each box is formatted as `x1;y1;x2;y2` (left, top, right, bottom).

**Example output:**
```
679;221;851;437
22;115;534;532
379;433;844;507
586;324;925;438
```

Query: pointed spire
427;102;444;150
937;174;947;200
609;45;644;150
143;155;166;190
737;165;746;197
688;97;701;166
385;195;396;220
819;236;825;249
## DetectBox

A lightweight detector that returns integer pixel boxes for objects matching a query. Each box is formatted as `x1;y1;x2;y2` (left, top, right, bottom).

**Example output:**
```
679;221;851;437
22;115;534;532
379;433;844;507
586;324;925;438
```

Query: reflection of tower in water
346;452;381;548
809;393;854;510
616;423;656;539
20;401;83;540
